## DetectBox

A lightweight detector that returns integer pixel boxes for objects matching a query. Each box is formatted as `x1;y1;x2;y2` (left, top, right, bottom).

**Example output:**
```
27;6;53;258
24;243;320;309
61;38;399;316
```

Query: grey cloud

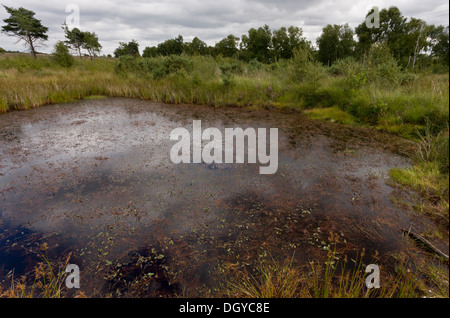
0;0;448;55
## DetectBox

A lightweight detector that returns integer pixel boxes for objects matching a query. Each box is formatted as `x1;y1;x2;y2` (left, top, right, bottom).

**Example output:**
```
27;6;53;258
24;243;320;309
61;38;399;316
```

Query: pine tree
1;5;49;58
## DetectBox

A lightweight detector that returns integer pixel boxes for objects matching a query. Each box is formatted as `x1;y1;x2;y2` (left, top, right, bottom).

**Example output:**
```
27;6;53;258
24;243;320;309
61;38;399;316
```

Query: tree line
1;5;449;69
114;7;448;70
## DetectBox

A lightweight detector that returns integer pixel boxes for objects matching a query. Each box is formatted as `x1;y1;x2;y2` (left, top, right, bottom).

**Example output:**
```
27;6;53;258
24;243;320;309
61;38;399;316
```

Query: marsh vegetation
0;5;448;298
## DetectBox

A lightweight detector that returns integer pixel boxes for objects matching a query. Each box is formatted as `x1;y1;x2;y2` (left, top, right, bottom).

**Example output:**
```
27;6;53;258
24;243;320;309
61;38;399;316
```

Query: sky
0;0;448;55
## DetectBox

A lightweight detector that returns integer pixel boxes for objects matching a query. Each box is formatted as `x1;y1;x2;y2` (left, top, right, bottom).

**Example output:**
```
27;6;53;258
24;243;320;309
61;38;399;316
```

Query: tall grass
224;248;419;298
1;54;448;140
0;244;71;298
390;124;449;226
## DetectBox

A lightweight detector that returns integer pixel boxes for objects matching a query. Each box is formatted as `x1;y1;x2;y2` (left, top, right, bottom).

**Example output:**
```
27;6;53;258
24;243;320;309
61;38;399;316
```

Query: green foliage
156;35;184;56
62;24;84;58
329;57;361;76
247;58;265;73
52;41;74;67
289;47;327;89
304;106;358;125
2;51;448;143
317;24;355;66
163;55;192;74
225;249;420;298
114;55;193;80
219;59;244;75
431;26;449;67
352;99;387;125
142;46;158;58
82;31;102;59
219;64;236;87
271;26;307;60
214;35;240;58
416;122;449;173
189;55;218;84
241;25;273;63
114;40;140;58
0;55;52;71
355;6;449;70
390;124;449;226
330;57;368;91
357;44;402;87
1;5;49;58
184;37;208;56
330;46;403;92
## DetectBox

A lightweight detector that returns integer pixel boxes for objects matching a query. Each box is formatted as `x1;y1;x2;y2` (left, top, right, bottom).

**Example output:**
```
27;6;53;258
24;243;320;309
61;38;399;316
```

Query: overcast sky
0;0;448;55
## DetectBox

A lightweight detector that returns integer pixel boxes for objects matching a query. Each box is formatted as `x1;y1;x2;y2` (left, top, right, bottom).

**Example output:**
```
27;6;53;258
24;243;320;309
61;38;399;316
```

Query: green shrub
399;72;418;85
163;55;192;74
289;48;327;89
219;59;244;75
247;58;265;73
329;57;362;77
114;55;192;80
190;55;218;84
152;55;193;79
152;64;168;79
114;55;137;75
52;41;74;68
220;67;235;87
361;44;403;86
343;71;368;91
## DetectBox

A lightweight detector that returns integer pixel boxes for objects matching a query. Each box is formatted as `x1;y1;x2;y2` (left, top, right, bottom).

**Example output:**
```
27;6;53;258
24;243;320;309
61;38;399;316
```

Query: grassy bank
1;53;448;138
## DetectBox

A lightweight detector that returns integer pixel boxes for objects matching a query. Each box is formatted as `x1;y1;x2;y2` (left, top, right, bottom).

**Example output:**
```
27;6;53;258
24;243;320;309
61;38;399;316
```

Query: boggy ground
0;97;443;297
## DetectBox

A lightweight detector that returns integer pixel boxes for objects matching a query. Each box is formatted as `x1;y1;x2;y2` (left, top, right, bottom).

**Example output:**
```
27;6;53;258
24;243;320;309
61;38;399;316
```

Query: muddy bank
0;97;425;296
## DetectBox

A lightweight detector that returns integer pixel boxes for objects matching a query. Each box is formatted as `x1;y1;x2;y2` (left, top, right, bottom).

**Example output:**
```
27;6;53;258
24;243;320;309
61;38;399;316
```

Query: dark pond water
0;98;417;297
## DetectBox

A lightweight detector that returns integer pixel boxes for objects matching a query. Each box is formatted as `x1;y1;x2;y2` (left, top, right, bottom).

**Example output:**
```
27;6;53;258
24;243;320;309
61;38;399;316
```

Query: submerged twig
402;227;449;262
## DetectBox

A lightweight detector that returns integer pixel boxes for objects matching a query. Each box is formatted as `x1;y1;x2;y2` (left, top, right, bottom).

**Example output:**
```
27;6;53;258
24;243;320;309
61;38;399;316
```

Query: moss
304;106;358;125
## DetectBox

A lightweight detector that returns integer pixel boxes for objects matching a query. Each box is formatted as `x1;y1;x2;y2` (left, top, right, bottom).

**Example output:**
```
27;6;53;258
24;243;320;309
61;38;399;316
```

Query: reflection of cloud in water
18;104;178;166
0;98;417;297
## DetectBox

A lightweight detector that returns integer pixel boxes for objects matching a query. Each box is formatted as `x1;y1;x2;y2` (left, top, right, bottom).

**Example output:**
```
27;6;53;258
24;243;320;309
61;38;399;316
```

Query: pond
0;97;415;297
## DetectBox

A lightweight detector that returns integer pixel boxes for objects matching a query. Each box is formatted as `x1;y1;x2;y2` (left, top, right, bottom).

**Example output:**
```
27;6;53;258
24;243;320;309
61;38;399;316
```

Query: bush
114;55;192;80
399;72;418;85
289;47;327;89
152;55;192;79
114;55;137;75
247;58;265;73
52;41;74;68
361;44;402;86
219;59;244;75
163;55;192;74
190;55;218;85
152;64;168;79
329;57;362;77
219;65;235;87
432;63;449;74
